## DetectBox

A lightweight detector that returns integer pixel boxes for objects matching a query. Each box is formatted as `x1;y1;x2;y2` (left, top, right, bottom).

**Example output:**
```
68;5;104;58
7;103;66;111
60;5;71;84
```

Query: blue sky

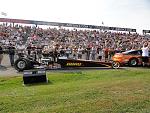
0;0;150;33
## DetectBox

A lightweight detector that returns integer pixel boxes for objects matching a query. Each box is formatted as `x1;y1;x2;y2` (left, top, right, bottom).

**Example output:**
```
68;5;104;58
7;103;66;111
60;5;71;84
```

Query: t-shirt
16;45;25;53
86;47;91;54
8;46;15;55
27;46;32;55
77;48;83;54
37;47;42;54
142;47;149;57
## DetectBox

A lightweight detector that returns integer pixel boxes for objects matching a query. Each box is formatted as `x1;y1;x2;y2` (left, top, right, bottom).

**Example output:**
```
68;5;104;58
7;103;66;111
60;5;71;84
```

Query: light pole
0;12;8;26
1;12;7;17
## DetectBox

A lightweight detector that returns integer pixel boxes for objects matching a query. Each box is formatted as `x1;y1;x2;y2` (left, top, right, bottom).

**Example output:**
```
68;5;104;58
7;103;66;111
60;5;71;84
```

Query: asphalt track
0;55;20;76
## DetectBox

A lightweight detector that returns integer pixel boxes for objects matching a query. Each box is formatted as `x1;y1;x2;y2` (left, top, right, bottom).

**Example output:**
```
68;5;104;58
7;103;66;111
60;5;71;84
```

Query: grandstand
0;17;150;66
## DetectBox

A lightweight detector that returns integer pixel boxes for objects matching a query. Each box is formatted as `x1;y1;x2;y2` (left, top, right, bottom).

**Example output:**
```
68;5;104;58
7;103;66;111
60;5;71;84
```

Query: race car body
112;49;150;67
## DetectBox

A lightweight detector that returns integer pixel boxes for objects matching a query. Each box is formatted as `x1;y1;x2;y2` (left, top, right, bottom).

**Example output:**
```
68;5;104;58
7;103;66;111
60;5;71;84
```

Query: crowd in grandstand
0;23;150;66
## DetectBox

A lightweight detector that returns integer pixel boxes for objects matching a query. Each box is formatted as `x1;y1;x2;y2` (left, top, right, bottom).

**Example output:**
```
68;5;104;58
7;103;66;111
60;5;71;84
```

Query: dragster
14;56;119;72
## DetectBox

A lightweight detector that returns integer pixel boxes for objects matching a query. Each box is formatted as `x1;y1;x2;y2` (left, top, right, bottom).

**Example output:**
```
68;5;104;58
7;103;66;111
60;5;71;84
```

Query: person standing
53;48;59;63
141;42;149;66
77;46;83;59
91;46;97;60
36;45;42;63
97;46;103;61
0;43;3;66
59;47;65;57
8;43;15;66
65;46;72;58
26;43;32;56
104;47;109;62
72;47;78;59
16;43;25;58
85;45;91;60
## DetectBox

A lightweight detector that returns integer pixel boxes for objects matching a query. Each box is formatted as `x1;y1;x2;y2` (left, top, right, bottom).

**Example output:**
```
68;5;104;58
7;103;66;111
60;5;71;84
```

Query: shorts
98;56;102;59
105;54;108;59
142;56;149;63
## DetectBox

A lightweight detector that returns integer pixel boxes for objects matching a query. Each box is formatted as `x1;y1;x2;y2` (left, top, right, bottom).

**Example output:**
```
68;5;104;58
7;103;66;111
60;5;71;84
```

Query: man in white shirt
141;42;149;66
77;46;84;59
66;46;72;58
16;43;25;58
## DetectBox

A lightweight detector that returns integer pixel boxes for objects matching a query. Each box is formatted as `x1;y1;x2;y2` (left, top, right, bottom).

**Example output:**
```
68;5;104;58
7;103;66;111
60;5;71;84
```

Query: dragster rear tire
14;58;33;72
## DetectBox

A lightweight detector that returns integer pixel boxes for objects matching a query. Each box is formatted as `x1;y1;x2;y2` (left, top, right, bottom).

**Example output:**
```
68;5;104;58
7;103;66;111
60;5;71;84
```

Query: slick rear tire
14;58;29;72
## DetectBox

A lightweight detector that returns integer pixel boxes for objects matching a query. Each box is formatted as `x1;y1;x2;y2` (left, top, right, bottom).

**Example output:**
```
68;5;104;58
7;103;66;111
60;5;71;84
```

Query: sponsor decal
66;63;82;66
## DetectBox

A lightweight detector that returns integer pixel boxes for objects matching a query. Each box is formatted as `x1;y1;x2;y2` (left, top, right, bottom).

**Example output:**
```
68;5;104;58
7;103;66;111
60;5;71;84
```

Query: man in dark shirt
26;44;32;56
36;45;42;63
85;46;91;60
0;43;3;66
8;43;15;66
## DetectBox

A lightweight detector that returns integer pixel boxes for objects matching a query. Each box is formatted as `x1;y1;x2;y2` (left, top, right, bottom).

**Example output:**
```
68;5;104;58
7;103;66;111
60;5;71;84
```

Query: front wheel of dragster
112;61;120;69
14;58;32;72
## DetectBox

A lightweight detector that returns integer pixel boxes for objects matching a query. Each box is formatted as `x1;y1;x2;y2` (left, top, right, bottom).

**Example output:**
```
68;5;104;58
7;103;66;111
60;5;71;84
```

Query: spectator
59;47;65;57
104;47;109;62
85;45;91;60
65;46;72;58
1;23;150;63
77;46;83;59
97;46;103;61
26;43;32;56
91;46;97;60
0;43;3;66
36;45;42;63
53;48;59;63
8;43;15;66
16;43;25;58
72;47;78;59
141;42;149;66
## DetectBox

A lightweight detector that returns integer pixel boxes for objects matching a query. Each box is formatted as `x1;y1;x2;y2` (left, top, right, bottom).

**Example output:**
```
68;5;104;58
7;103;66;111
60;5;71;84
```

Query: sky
0;0;150;34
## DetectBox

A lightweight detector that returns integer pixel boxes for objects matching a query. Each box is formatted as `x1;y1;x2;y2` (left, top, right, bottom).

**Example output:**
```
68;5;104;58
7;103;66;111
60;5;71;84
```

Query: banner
143;30;150;34
0;18;136;32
